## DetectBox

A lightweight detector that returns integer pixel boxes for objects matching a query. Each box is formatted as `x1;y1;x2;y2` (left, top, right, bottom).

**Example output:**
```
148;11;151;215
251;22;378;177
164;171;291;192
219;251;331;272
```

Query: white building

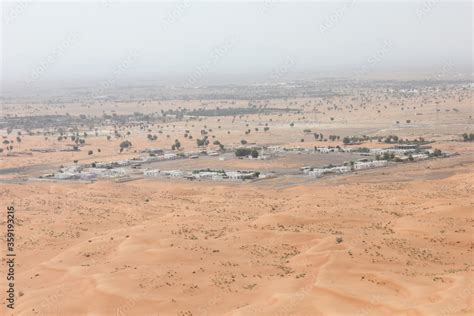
141;156;160;163
62;165;83;173
308;165;351;178
79;173;97;180
196;171;224;180
143;169;161;176
54;172;79;180
316;147;335;153
86;167;128;177
411;154;429;160
163;153;178;160
332;166;351;173
226;171;243;180
115;160;131;167
370;148;415;156
162;170;183;177
300;166;312;174
308;169;325;178
354;160;388;170
93;162;111;168
225;171;256;180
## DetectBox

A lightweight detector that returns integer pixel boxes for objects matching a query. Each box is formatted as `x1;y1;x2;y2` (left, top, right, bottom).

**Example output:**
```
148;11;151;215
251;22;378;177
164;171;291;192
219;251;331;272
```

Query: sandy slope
1;154;472;315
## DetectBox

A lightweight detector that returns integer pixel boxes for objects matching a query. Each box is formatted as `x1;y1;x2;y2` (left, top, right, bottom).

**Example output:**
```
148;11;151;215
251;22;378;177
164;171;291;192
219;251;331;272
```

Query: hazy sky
1;1;472;89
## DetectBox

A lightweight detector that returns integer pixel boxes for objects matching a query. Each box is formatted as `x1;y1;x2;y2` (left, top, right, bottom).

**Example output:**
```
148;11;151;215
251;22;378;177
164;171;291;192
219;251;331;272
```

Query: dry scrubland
0;81;473;315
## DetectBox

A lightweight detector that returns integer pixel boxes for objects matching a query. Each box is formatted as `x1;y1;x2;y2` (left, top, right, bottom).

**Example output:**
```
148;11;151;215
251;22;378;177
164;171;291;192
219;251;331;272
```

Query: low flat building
143;169;161;176
394;144;419;150
411;154;429;160
163;153;178;160
162;170;183;177
354;160;388;170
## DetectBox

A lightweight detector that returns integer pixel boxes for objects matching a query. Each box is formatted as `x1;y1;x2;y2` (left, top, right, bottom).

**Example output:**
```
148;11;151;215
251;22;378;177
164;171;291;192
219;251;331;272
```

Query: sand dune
2;154;472;315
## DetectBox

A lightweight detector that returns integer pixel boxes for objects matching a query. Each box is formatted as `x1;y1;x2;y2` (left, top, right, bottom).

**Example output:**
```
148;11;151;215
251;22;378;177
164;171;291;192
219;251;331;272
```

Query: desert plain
0;79;473;315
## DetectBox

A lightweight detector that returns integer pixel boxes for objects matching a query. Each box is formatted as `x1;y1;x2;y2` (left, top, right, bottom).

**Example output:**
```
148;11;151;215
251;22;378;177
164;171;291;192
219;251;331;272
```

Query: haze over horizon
1;1;472;92
1;3;474;315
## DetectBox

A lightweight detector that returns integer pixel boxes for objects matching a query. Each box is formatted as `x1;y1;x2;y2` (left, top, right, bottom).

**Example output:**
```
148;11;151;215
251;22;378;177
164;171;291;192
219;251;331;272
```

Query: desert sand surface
1;153;473;315
1;79;473;316
3;0;473;314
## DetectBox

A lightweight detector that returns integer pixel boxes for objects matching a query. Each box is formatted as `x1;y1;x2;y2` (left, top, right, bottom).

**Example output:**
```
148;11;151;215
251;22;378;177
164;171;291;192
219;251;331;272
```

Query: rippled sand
2;152;472;315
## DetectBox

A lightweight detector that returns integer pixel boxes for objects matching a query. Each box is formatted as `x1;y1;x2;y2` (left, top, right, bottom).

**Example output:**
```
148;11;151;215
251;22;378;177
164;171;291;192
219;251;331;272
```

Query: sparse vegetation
235;148;252;157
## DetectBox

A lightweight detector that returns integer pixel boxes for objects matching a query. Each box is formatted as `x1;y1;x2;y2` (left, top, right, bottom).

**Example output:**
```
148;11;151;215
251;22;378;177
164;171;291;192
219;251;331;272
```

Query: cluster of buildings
370;148;414;156
303;159;389;179
88;152;180;170
353;160;388;170
302;144;449;180
44;164;132;180
93;160;132;169
315;146;354;153
316;144;436;162
143;168;263;181
302;165;351;178
369;148;434;161
409;153;430;160
264;145;357;154
39;144;449;182
40;149;224;181
44;165;96;180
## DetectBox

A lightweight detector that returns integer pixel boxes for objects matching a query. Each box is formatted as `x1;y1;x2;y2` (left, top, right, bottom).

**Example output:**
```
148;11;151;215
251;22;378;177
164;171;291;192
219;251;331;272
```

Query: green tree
235;148;252;157
251;149;259;158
